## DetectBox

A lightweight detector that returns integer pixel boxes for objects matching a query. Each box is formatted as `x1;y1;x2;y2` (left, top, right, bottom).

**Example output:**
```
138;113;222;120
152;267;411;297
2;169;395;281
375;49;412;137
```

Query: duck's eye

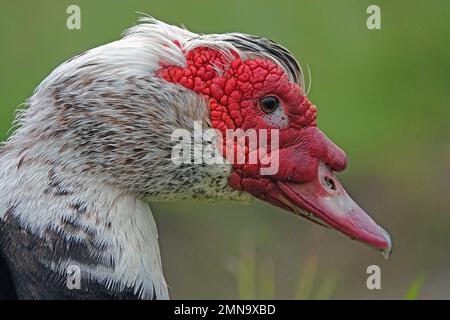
259;96;280;114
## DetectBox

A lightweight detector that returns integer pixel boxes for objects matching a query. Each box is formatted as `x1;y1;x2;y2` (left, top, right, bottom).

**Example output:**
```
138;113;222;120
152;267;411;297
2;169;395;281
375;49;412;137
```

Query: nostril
323;176;336;191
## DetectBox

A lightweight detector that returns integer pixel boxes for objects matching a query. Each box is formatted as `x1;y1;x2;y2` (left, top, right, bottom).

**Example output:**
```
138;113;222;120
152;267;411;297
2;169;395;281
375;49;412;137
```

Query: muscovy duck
0;17;391;299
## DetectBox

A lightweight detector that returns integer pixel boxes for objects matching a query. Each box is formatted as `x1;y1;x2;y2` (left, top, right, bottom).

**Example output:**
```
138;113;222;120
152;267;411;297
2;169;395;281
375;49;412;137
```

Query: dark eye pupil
260;96;279;113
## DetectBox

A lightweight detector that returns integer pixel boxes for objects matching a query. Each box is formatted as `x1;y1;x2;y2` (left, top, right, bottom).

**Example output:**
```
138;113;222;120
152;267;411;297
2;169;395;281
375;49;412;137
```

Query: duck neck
0;160;169;299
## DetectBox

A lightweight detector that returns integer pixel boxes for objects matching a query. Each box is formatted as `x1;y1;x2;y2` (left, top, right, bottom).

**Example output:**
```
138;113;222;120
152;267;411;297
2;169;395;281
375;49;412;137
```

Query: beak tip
380;228;393;259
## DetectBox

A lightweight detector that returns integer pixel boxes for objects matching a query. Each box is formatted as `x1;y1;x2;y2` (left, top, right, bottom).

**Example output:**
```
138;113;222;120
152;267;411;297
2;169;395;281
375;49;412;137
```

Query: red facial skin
158;47;391;255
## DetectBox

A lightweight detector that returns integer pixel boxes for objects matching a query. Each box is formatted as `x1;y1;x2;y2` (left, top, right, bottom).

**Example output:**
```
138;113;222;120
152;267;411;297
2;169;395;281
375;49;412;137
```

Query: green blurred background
0;0;449;299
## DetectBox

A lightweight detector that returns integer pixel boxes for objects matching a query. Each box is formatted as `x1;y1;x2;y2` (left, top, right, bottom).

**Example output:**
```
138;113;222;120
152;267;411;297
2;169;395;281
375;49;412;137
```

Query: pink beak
276;162;392;257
